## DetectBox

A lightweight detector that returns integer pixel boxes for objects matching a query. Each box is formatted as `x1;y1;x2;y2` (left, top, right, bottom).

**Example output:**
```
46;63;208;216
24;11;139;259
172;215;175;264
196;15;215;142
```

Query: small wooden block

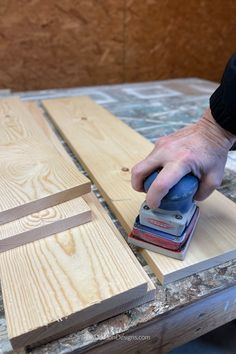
0;197;91;253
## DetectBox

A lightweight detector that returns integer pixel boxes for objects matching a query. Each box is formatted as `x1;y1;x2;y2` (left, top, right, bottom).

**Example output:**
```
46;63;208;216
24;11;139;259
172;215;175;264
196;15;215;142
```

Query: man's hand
131;109;236;209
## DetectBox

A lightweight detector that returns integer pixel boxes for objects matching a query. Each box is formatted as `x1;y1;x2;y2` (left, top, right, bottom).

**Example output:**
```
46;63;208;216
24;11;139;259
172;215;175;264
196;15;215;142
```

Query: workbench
1;78;236;354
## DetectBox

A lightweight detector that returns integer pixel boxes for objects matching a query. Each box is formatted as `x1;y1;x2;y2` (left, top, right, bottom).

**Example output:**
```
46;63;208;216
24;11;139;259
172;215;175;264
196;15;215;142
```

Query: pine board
25;102;154;295
0;97;90;224
0;196;91;253
0;192;150;348
43;96;236;284
0;102;155;349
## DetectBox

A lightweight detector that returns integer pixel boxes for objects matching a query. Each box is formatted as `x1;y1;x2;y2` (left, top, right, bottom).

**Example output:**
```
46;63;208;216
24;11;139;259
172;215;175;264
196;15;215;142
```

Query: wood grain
26;102;68;158
43;96;236;284
0;101;155;349
27;101;155;296
0;97;90;224
0;192;148;348
0;197;91;253
43;97;152;203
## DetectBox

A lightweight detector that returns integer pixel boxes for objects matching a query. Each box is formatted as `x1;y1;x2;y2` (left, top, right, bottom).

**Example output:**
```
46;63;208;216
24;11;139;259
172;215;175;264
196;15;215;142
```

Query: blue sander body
128;171;200;260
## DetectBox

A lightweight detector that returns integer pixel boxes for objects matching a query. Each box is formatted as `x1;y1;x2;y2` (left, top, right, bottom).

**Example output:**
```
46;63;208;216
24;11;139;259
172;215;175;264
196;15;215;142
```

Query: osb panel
0;0;236;91
0;0;124;91
125;0;236;83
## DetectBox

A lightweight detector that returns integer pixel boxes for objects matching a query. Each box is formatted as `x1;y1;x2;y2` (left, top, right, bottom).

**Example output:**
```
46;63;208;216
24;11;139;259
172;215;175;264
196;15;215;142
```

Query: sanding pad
128;207;200;260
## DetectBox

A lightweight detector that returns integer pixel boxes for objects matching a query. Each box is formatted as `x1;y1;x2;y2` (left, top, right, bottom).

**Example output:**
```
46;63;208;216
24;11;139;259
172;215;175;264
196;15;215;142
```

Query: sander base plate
128;207;200;260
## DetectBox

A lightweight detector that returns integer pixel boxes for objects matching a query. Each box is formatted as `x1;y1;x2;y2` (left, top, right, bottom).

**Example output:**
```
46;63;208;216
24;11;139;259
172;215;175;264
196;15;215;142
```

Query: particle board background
0;0;124;91
123;0;236;83
43;96;236;284
0;197;91;253
0;1;236;91
0;97;90;224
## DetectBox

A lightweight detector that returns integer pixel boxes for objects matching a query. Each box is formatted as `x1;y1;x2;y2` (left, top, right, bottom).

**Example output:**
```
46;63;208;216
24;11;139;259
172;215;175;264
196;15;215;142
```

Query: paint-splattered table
1;79;236;354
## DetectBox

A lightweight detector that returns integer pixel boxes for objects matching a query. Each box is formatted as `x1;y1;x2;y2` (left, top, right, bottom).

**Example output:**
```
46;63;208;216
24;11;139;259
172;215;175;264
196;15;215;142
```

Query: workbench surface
1;79;236;354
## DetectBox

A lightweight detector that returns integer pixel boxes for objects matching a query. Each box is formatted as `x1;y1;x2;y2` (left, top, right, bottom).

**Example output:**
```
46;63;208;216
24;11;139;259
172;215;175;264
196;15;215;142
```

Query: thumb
146;162;190;209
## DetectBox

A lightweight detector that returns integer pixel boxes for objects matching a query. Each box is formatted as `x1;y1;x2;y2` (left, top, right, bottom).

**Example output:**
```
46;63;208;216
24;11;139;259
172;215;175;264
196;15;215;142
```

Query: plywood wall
0;0;235;91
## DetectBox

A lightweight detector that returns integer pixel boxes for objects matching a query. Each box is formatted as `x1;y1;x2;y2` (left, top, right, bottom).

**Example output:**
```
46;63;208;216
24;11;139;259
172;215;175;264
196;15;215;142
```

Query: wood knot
121;167;129;172
81;116;87;120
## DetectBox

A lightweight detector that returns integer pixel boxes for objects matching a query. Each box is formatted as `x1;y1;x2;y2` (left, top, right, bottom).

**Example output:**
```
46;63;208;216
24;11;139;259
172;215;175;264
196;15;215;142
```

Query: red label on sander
146;218;174;229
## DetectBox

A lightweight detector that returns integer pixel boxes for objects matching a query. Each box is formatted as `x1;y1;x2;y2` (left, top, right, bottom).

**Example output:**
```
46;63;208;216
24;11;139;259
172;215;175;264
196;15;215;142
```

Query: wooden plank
43;96;236;284
25;102;68;158
28;101;155;295
0;286;154;354
0;101;155;349
0;97;90;224
0;192;149;349
26;101;155;294
0;197;91;253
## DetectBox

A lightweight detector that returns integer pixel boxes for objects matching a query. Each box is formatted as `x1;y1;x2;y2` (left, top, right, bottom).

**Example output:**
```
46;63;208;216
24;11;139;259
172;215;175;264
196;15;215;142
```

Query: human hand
131;109;236;209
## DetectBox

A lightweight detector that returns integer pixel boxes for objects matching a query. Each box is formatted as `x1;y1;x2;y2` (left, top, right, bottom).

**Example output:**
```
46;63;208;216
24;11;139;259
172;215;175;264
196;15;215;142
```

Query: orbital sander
128;171;200;260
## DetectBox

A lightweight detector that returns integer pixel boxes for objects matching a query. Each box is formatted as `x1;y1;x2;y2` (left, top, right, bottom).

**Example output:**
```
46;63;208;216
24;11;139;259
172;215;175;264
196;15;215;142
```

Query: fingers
195;173;222;201
131;155;162;192
146;162;190;209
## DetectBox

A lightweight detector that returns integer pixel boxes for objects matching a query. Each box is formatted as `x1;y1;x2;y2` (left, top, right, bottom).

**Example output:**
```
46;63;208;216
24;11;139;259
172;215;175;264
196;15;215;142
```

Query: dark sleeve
210;53;236;135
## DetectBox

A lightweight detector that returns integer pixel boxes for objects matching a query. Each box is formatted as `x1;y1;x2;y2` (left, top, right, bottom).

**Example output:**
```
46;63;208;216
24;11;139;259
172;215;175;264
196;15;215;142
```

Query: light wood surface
0;197;91;253
26;101;155;294
0;97;90;224
0;192;149;348
43;96;236;284
0;101;154;349
0;101;92;253
26;102;154;293
26;102;68;158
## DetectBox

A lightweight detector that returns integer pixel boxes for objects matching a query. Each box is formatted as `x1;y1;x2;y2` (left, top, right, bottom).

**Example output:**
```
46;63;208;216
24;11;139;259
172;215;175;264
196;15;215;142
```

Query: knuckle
152;180;168;193
131;164;143;178
215;180;221;188
212;180;221;189
207;177;221;189
179;151;193;165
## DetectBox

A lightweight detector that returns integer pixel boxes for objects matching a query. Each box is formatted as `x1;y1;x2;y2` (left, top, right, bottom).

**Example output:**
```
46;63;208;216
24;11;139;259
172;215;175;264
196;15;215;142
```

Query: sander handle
144;171;199;213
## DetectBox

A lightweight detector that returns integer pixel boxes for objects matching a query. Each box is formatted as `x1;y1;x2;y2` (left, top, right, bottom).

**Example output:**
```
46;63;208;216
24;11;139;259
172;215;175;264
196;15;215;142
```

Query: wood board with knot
43;96;236;285
0;100;155;349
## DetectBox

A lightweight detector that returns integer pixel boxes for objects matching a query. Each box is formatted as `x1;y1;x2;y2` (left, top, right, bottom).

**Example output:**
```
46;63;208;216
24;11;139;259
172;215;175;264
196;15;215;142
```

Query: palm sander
128;171;200;260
